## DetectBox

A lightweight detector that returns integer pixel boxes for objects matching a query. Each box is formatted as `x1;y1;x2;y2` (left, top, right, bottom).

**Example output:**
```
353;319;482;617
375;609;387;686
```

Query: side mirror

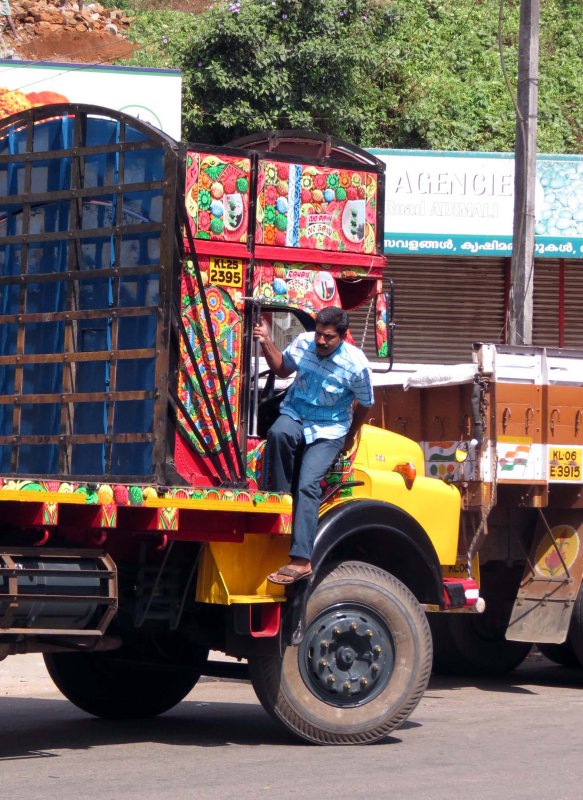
374;281;395;368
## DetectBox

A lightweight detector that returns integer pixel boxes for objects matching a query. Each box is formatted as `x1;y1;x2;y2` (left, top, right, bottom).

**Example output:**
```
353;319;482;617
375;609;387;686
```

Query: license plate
209;257;243;288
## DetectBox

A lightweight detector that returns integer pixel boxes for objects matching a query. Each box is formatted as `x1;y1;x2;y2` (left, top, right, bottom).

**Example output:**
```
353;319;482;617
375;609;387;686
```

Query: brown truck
373;342;583;673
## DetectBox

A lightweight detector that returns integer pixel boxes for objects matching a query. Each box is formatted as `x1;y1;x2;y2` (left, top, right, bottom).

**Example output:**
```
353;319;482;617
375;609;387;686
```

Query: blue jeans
265;414;345;561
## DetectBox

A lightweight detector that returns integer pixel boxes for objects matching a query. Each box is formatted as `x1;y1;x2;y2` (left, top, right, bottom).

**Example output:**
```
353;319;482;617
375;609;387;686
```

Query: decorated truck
0;104;478;745
373;344;583;674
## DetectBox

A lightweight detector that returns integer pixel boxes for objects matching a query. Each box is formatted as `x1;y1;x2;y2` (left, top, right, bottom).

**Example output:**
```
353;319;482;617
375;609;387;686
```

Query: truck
373;343;583;675
0;103;480;746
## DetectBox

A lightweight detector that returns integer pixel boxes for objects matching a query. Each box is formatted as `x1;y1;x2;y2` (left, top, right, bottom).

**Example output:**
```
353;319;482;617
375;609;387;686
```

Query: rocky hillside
3;0;136;62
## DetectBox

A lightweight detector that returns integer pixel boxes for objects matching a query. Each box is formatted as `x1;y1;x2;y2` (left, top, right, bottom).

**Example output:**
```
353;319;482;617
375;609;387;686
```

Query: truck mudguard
313;498;444;603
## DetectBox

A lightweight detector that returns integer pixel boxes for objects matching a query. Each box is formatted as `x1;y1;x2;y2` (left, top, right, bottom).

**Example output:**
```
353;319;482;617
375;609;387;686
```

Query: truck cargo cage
0;105;185;483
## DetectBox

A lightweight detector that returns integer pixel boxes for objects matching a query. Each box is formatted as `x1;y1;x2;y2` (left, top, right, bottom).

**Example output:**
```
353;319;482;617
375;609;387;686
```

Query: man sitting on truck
253;306;374;585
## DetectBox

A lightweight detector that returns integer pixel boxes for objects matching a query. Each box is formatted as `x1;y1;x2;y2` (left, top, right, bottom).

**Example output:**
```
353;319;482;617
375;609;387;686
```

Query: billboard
370;149;583;259
0;59;182;139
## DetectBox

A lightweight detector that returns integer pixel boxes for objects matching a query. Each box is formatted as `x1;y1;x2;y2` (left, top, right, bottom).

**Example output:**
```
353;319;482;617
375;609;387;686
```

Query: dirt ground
12;29;138;64
5;1;211;64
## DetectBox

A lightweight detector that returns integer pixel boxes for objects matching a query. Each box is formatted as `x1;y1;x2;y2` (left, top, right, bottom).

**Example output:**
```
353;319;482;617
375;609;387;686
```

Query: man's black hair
315;306;350;337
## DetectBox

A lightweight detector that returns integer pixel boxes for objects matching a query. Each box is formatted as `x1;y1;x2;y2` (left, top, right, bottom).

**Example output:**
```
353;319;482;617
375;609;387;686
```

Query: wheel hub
299;604;394;707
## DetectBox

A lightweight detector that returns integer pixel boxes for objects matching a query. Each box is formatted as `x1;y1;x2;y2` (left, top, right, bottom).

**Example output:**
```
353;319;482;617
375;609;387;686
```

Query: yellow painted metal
143;494;293;513
442;553;481;583
0;490;87;505
196;535;291;605
0;489;293;515
347;426;461;565
196;425;462;606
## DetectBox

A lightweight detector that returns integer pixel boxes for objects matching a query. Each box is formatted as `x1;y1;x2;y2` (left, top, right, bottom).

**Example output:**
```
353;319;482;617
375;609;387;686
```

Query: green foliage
173;0;401;145
114;0;582;152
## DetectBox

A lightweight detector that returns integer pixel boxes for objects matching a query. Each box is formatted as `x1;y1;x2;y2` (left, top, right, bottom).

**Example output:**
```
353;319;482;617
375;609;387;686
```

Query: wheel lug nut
320;640;329;651
371;664;379;675
333;627;341;636
373;646;382;655
360;677;368;687
327;675;336;685
349;623;357;632
365;629;373;638
319;659;328;669
343;681;351;691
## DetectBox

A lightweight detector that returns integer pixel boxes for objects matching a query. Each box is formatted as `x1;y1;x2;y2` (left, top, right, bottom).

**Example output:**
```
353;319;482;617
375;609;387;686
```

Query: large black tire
44;641;208;719
429;612;531;676
565;585;583;668
430;562;531;677
538;641;580;668
248;561;433;745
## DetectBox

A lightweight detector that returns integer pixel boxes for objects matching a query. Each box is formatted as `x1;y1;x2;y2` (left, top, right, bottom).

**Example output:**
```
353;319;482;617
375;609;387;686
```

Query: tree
121;0;582;152
176;0;401;144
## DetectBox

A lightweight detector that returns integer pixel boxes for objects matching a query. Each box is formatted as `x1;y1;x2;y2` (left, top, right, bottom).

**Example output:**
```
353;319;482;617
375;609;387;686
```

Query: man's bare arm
342;402;371;455
252;319;294;378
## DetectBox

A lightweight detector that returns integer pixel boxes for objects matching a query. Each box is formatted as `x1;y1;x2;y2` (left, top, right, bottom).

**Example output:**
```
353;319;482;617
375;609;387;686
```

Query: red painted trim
559;259;565;347
186;240;251;259
188;239;386;273
255;245;386;271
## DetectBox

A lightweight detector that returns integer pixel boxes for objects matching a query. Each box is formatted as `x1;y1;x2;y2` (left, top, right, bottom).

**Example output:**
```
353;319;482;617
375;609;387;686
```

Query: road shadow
2;654;579;759
0;686;409;759
427;653;583;696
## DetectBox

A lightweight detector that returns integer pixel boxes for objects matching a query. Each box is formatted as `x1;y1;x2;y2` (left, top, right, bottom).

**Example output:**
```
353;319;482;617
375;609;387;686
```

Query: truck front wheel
44;641;208;719
248;561;432;745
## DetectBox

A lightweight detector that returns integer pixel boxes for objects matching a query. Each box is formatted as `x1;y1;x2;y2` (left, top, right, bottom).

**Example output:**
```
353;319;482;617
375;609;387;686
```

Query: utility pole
507;0;540;346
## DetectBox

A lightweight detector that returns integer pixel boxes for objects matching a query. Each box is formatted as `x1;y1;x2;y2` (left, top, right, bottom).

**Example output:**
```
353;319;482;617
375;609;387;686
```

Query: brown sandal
267;566;313;585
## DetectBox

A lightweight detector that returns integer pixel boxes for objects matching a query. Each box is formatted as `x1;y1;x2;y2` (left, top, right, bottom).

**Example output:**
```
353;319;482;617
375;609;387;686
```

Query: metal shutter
351;256;508;364
533;259;583;349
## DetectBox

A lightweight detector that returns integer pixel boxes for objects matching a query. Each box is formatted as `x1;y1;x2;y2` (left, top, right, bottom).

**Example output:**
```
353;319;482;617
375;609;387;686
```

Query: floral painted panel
256;159;379;253
185;151;251;243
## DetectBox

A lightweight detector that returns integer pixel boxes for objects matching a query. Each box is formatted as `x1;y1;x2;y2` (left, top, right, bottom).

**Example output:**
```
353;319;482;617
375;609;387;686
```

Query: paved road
2;651;583;800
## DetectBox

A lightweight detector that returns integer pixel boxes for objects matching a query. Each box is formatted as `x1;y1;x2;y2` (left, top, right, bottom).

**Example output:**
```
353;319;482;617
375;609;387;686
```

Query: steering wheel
251;369;288;437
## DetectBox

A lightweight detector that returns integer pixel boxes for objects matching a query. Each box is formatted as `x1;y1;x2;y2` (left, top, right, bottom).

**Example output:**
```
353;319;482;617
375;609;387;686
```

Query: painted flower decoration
210;200;224;217
198;210;211;229
224;176;237;193
265;164;278;184
199;189;211;210
313;173;327;190
265;184;278;205
211;181;224;199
